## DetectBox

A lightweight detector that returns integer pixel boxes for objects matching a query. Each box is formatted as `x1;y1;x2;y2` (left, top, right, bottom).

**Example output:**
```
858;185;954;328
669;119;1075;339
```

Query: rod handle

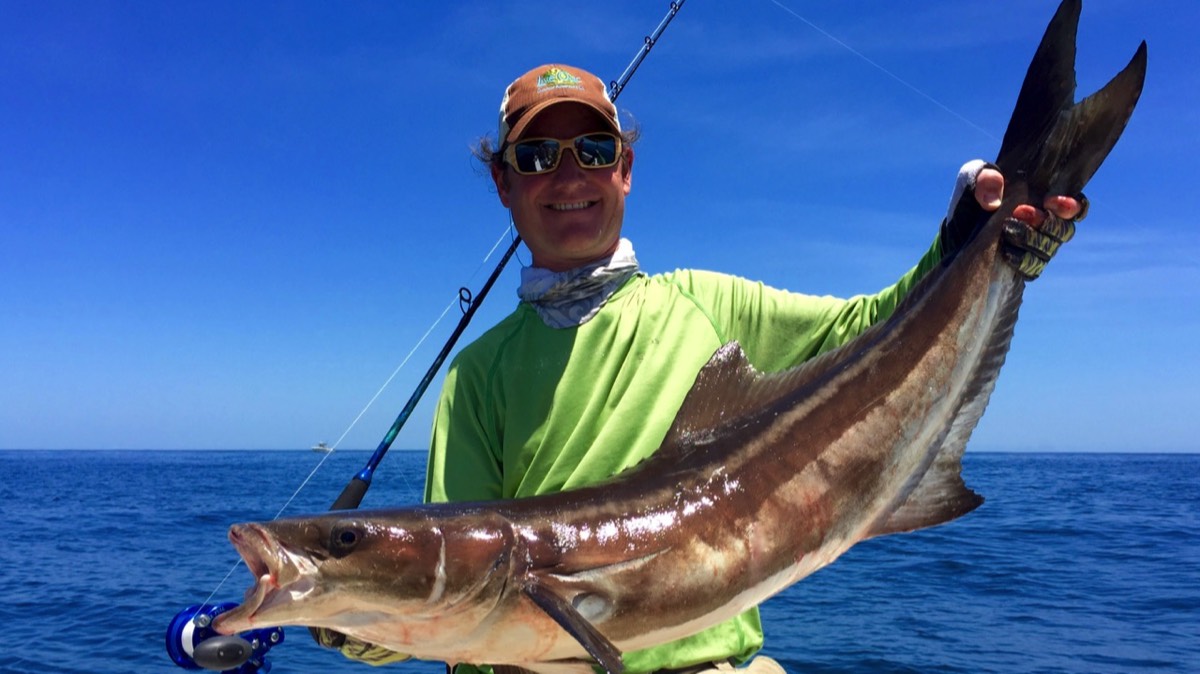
330;476;370;511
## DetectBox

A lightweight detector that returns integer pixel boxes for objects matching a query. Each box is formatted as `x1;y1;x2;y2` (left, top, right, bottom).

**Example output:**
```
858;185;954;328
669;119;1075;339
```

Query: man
323;63;1083;673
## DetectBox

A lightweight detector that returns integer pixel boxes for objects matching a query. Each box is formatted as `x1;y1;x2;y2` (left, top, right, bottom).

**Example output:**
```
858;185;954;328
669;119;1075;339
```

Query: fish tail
871;1;1147;540
995;0;1147;201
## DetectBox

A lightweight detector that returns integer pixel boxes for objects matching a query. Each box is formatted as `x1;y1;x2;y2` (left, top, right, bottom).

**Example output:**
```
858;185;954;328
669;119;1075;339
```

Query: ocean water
1;450;1196;674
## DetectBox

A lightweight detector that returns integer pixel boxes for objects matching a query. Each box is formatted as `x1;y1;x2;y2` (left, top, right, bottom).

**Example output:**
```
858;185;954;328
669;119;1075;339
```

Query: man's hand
973;167;1085;221
941;161;1088;280
311;627;411;665
976;166;1087;280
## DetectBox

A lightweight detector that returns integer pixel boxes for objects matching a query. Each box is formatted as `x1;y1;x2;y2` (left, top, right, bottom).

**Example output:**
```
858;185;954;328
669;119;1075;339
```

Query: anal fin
869;460;984;538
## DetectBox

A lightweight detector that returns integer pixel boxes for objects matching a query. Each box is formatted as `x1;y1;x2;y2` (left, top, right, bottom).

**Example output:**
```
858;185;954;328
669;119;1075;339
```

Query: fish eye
329;523;363;557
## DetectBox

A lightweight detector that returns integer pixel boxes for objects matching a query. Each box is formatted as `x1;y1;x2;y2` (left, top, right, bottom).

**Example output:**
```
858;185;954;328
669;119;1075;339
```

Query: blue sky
2;0;1196;453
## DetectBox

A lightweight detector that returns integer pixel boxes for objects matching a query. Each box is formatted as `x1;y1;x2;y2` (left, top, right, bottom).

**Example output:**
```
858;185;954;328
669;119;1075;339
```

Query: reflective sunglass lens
513;141;560;174
575;135;618;167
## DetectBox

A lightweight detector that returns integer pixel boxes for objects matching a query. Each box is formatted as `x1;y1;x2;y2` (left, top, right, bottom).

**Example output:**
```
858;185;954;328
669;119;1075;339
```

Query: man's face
491;102;633;272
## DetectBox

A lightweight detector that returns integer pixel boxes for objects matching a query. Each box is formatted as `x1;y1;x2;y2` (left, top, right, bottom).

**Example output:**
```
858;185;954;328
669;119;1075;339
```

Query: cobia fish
213;2;1145;672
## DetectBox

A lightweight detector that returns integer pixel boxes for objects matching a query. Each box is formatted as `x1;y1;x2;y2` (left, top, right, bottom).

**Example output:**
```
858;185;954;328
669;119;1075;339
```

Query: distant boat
311;442;332;453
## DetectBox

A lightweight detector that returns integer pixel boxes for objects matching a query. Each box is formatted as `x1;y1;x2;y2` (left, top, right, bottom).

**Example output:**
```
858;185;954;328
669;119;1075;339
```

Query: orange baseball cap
498;64;620;145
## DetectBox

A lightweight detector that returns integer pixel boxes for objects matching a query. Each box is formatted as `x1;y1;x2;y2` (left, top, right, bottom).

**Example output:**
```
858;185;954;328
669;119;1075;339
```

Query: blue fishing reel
166;603;284;673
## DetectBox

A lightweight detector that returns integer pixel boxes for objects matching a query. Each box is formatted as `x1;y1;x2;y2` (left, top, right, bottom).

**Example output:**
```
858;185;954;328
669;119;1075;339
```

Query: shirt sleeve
671;236;943;373
415;238;943;671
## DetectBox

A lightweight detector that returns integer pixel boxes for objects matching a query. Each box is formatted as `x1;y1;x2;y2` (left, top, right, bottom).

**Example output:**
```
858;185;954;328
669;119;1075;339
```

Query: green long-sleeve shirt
422;238;944;674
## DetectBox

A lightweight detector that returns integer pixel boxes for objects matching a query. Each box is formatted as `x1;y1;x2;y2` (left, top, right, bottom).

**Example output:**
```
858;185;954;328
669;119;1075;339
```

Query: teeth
549;201;593;211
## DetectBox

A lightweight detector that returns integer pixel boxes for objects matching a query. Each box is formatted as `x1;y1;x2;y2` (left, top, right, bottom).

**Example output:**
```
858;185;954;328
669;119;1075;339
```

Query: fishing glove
939;159;995;258
939;159;1088;280
1000;205;1083;280
311;627;412;665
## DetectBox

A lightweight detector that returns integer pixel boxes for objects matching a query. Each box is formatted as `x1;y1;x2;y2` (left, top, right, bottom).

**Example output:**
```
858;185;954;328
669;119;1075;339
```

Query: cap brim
505;99;620;144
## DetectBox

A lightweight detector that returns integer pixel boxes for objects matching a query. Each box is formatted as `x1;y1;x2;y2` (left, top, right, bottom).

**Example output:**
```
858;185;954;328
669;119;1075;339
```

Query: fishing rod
166;2;687;672
330;0;687;513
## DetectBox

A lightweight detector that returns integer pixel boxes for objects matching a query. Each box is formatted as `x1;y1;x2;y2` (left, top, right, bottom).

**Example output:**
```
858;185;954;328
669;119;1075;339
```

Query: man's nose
553;147;589;179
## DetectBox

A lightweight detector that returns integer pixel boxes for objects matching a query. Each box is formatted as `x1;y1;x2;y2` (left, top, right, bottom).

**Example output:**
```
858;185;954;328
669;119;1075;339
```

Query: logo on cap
536;67;583;93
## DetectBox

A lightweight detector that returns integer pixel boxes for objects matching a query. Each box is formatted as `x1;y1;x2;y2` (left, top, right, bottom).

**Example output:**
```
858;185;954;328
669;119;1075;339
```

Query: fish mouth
212;523;316;634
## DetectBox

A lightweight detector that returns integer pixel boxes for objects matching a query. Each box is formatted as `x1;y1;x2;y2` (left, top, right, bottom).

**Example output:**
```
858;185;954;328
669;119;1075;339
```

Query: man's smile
547;200;597;212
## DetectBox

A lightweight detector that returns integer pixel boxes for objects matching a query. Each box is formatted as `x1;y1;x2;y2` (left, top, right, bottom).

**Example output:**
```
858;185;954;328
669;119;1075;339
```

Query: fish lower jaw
213;574;317;634
260;574;316;609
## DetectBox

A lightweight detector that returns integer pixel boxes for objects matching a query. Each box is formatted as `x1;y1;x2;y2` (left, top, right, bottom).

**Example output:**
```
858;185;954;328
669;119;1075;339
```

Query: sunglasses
503;132;623;175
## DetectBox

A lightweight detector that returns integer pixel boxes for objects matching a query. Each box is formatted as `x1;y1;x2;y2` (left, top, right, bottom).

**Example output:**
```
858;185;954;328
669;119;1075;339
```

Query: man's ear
621;146;634;195
490;162;511;208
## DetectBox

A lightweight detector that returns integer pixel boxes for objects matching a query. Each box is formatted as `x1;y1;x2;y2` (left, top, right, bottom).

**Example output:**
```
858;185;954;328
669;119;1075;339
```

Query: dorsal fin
657;343;770;449
658;331;886;452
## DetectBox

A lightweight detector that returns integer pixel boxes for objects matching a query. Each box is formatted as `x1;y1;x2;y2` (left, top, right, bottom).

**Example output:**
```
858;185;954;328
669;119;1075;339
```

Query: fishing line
311;224;515;468
173;6;690;668
194;225;515;605
770;3;1125;238
321;0;690;514
186;0;688;606
767;0;999;142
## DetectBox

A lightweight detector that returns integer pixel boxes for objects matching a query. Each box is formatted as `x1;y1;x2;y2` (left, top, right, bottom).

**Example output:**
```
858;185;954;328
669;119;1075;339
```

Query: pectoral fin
522;580;624;674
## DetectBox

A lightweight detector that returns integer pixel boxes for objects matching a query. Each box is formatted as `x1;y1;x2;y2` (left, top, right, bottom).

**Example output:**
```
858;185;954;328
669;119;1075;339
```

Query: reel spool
166;603;284;673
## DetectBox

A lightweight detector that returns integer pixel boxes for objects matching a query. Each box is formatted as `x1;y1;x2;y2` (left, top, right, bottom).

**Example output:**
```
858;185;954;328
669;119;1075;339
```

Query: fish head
212;511;451;635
